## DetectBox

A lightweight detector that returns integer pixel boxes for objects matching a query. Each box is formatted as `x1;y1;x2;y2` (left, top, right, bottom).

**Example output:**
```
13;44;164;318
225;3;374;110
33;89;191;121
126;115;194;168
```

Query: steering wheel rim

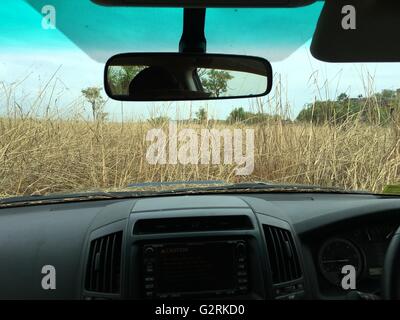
383;227;400;299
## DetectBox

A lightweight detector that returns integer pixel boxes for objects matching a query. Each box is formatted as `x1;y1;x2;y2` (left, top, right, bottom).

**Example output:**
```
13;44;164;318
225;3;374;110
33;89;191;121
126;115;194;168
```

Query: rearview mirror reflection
104;53;273;101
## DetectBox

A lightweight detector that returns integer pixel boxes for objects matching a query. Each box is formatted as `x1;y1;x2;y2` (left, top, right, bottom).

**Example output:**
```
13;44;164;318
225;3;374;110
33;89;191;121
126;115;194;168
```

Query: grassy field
0;71;399;197
0;112;399;197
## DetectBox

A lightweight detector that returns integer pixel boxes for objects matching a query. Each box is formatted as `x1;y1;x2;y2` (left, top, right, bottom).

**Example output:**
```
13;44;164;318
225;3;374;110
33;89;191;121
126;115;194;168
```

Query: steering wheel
383;226;400;299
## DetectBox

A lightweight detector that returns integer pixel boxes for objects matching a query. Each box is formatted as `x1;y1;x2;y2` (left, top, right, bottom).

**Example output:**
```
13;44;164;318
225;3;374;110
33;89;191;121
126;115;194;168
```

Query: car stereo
142;240;249;298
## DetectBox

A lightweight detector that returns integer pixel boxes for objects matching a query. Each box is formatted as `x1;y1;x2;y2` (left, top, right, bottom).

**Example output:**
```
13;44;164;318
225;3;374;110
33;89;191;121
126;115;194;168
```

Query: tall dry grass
0;75;399;197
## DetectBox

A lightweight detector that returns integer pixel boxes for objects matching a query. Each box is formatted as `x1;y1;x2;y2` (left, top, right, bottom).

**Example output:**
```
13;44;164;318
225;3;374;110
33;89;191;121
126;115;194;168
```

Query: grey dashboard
0;192;399;299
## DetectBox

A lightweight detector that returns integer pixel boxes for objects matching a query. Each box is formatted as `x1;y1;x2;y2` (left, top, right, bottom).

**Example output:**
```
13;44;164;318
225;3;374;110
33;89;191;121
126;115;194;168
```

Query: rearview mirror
104;53;273;101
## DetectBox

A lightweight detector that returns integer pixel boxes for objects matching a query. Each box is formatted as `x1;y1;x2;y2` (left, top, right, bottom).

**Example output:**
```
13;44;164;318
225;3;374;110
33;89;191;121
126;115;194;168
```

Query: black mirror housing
104;53;273;102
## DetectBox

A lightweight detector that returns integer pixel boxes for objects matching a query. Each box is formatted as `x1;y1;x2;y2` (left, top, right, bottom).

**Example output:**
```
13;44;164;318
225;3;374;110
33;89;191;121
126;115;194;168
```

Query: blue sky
1;0;400;121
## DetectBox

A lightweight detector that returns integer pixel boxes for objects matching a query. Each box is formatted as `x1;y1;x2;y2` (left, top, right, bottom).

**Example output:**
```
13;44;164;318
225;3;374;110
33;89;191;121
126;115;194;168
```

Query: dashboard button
236;242;247;256
144;247;155;256
297;283;304;290
145;262;154;273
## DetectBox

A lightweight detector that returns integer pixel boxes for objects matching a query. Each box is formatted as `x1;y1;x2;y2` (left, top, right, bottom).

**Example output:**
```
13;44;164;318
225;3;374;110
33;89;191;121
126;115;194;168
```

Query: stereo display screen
143;241;246;296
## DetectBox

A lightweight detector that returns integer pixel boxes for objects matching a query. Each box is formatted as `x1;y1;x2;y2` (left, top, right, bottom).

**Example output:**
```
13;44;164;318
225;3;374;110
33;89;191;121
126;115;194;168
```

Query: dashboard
0;192;400;299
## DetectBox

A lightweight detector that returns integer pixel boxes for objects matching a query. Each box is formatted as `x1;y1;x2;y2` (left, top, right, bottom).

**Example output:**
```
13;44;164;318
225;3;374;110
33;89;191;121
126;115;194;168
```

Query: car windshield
0;0;399;198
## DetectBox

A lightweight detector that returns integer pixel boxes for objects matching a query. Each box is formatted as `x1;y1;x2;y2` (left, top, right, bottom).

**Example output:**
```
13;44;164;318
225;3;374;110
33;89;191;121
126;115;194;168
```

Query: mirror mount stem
179;8;207;53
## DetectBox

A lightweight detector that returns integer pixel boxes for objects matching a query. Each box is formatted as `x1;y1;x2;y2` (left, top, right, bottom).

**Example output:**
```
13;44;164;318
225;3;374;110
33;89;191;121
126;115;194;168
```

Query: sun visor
311;0;400;62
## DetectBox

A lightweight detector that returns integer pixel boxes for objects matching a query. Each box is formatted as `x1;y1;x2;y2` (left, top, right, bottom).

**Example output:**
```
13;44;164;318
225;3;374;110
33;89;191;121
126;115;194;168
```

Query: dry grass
0;74;399;197
0;114;399;197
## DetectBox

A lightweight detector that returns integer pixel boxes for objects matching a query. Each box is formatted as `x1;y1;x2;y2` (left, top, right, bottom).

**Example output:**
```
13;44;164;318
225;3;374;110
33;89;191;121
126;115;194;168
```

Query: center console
127;208;267;299
82;196;306;300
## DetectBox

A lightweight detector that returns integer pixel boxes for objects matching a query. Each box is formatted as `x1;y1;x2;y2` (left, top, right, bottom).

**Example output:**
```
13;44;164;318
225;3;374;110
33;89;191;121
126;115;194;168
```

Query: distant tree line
296;89;400;125
149;87;400;125
147;107;287;125
83;73;400;127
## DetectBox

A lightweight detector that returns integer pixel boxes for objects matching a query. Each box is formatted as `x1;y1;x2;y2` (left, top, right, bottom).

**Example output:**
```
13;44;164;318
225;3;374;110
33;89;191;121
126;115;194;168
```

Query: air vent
262;225;302;284
85;231;123;294
133;215;253;234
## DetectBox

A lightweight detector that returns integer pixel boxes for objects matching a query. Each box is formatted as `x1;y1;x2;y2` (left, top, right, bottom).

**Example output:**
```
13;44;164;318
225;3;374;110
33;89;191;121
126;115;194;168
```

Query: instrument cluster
317;222;399;290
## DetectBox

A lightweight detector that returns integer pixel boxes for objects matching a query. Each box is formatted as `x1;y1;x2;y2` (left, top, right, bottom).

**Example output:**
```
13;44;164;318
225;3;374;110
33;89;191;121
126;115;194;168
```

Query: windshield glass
0;0;399;197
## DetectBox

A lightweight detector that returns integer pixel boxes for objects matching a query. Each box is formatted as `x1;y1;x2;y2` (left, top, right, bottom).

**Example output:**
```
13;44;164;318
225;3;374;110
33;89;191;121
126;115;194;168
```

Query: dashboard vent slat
275;228;288;281
103;236;111;292
96;238;104;291
262;225;302;284
109;233;117;291
89;240;99;290
265;226;281;281
280;229;294;280
85;231;123;294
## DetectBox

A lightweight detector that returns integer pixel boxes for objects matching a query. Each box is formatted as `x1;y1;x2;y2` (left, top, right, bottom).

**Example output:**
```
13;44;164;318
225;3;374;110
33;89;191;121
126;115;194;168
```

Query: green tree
227;107;247;123
148;116;170;126
297;101;337;124
82;87;106;121
201;69;234;97
337;93;349;102
296;89;399;125
195;107;208;124
381;89;396;100
108;66;144;95
226;107;283;124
